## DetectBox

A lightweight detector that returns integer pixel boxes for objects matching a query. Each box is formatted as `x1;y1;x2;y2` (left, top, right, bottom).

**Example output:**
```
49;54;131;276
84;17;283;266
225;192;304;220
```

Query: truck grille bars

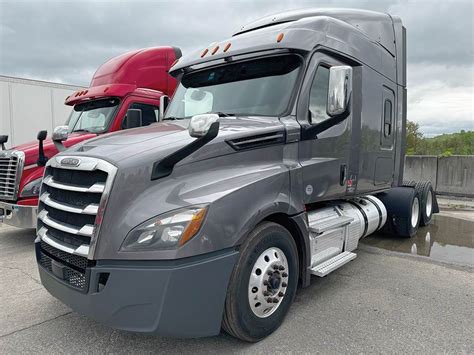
37;156;117;259
36;156;116;291
0;151;25;201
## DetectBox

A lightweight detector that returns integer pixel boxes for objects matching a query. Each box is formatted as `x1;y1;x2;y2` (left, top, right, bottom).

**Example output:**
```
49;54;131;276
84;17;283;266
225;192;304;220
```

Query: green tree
406;120;423;155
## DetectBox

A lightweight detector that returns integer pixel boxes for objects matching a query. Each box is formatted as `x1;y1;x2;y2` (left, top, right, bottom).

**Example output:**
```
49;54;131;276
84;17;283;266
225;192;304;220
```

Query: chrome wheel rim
411;197;420;228
248;247;289;318
425;191;433;218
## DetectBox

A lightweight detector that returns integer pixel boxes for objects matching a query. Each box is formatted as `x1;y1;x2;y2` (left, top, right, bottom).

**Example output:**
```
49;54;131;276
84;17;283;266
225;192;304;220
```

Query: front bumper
0;201;37;229
36;242;239;337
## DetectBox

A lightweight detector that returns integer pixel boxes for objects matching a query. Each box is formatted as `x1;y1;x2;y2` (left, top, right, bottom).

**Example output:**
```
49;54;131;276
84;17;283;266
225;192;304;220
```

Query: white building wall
0;76;85;148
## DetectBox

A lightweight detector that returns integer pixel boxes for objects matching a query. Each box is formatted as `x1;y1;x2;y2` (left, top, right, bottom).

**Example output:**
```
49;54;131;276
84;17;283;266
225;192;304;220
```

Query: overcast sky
0;0;472;137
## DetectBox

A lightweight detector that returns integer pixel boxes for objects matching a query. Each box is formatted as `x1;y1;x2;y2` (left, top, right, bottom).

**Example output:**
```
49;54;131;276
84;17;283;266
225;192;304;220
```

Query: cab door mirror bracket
302;65;352;140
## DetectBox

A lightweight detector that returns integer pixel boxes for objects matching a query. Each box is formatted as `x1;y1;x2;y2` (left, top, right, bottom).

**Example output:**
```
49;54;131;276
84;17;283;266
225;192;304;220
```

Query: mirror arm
151;121;219;180
53;140;66;152
301;102;351;141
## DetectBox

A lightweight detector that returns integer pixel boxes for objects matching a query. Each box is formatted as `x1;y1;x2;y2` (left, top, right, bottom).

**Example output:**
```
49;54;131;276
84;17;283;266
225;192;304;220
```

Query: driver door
297;52;355;204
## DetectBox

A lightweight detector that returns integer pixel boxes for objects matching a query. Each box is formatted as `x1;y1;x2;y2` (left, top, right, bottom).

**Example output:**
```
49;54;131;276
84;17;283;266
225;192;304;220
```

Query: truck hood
64;117;286;168
11;132;97;166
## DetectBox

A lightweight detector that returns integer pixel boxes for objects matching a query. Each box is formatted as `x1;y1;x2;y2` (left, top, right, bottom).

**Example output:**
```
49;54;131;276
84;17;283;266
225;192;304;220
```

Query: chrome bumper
0;201;37;229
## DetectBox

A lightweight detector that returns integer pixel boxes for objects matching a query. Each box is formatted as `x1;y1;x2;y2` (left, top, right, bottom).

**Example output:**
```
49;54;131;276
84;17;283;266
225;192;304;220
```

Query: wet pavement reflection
361;214;474;267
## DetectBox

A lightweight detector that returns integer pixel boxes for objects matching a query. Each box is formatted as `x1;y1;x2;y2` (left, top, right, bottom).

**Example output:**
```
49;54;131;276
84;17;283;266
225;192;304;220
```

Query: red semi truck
0;46;181;228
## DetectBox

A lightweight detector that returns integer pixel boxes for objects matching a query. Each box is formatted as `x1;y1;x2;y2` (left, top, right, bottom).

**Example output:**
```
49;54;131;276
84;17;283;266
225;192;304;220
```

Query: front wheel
222;222;298;342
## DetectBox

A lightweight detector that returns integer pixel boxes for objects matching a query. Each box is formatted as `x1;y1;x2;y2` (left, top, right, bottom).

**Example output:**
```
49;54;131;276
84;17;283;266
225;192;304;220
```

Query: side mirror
125;109;142;129
0;135;8;150
36;130;48;166
159;95;169;121
52;126;69;142
52;126;68;152
327;66;352;116
188;114;219;138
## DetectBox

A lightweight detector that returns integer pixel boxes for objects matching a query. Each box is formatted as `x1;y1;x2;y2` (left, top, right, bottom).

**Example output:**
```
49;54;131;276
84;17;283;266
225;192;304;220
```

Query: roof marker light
201;48;209;58
211;46;219;55
83;90;88;95
277;33;284;43
223;43;231;52
103;87;109;93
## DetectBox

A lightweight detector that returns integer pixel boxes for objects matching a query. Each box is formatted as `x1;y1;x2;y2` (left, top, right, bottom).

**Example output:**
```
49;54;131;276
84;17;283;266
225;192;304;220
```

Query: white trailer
0;75;84;148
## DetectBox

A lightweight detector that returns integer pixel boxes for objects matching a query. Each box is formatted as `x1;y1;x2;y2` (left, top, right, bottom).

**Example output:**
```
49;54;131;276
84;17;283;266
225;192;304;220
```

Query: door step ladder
310;251;357;277
309;215;353;234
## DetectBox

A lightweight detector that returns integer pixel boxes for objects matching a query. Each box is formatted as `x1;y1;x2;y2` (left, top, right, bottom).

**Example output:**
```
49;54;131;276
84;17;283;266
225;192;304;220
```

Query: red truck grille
0;151;24;201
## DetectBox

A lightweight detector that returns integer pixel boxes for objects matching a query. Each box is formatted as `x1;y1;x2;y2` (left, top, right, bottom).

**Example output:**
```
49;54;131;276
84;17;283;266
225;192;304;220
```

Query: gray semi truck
35;9;437;342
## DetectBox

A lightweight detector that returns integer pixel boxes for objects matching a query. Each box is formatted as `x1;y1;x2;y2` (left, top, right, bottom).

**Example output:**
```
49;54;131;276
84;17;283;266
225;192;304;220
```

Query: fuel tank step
308;215;354;234
310;251;357;277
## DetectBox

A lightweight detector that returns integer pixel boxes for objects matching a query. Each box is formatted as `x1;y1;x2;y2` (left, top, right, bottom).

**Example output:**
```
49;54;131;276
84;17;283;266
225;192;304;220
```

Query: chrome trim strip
38;227;89;257
40;192;99;215
42;175;105;193
37;210;94;236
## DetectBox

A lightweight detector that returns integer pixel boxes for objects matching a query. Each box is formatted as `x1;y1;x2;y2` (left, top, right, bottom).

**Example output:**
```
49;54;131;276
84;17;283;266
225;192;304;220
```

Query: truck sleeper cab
0;46;180;229
35;9;437;342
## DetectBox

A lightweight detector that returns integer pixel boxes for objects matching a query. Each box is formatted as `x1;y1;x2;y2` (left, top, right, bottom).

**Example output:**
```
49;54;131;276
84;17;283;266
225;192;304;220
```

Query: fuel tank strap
347;200;368;237
363;196;383;231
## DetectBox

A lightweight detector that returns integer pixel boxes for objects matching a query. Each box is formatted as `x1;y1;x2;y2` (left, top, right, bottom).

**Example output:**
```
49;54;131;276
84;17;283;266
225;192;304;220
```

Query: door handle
340;164;347;186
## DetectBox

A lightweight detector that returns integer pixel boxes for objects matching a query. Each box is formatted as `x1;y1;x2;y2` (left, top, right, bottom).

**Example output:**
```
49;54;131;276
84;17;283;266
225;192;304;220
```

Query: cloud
0;0;472;136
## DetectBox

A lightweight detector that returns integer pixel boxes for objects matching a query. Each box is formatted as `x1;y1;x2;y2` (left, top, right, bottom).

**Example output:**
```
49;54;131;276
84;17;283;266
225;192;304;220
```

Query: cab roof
170;8;402;85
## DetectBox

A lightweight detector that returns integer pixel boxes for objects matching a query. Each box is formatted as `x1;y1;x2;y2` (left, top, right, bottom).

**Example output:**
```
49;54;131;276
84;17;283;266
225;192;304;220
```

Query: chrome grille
37;156;117;260
0;150;25;201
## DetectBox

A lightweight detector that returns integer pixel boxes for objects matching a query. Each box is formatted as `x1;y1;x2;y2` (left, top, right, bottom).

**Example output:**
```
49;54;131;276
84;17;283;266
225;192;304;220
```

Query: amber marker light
178;207;208;247
211;46;220;55
201;48;209;57
223;43;231;52
277;33;284;42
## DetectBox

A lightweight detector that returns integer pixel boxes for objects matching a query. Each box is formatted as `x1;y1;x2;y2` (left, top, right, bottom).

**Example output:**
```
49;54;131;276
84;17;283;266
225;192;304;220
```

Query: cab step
310;251;357;277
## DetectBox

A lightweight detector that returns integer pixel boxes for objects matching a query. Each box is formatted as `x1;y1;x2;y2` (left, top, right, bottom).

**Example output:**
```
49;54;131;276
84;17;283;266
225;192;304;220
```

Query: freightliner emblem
60;157;81;167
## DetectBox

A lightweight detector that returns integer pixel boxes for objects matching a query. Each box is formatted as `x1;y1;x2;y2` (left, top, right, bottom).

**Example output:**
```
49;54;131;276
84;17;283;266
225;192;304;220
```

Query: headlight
121;205;208;251
20;178;42;198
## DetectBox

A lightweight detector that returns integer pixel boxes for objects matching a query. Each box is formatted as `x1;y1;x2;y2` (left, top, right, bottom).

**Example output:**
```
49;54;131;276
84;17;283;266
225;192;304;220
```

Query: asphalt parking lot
0;213;473;354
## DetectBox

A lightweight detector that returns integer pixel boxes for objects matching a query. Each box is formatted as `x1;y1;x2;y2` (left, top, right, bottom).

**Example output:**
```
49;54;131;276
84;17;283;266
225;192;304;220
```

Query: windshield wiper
72;128;93;133
162;116;186;121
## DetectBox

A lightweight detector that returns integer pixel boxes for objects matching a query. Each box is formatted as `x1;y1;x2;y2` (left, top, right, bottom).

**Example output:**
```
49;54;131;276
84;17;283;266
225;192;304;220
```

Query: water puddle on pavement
361;214;474;267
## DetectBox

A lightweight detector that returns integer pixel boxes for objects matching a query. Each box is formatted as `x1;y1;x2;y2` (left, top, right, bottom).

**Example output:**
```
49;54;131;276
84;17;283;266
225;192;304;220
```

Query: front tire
222;222;298;342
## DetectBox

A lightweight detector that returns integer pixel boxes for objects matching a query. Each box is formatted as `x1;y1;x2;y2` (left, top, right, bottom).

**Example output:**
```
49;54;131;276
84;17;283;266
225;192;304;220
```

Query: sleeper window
384;99;392;137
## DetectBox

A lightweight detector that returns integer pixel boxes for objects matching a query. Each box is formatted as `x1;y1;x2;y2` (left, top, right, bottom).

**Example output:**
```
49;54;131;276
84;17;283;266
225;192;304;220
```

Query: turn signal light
211;46;219;55
223;43;231;52
277;33;284;43
201;48;209;57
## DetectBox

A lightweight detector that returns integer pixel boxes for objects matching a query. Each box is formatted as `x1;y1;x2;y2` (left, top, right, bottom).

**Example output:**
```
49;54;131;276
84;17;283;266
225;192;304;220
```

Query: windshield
165;55;301;119
66;98;119;133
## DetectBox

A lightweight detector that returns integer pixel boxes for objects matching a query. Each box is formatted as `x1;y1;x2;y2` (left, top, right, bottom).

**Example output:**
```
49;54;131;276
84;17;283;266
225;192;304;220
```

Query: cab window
122;103;159;129
308;66;330;124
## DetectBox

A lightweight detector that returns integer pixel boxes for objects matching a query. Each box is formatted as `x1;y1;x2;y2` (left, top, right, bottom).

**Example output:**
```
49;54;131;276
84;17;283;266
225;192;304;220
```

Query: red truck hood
13;132;97;167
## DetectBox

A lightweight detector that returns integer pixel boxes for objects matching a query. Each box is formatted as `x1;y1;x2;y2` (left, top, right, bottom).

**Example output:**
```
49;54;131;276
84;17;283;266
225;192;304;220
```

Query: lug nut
282;272;288;278
272;298;279;303
278;292;284;297
263;280;269;286
267;271;273;276
263;291;270;296
282;282;287;287
267;297;273;303
279;265;285;271
273;265;279;270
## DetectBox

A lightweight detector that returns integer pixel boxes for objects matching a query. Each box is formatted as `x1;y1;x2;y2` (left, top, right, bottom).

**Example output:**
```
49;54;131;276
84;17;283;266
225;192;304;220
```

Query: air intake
227;131;285;151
